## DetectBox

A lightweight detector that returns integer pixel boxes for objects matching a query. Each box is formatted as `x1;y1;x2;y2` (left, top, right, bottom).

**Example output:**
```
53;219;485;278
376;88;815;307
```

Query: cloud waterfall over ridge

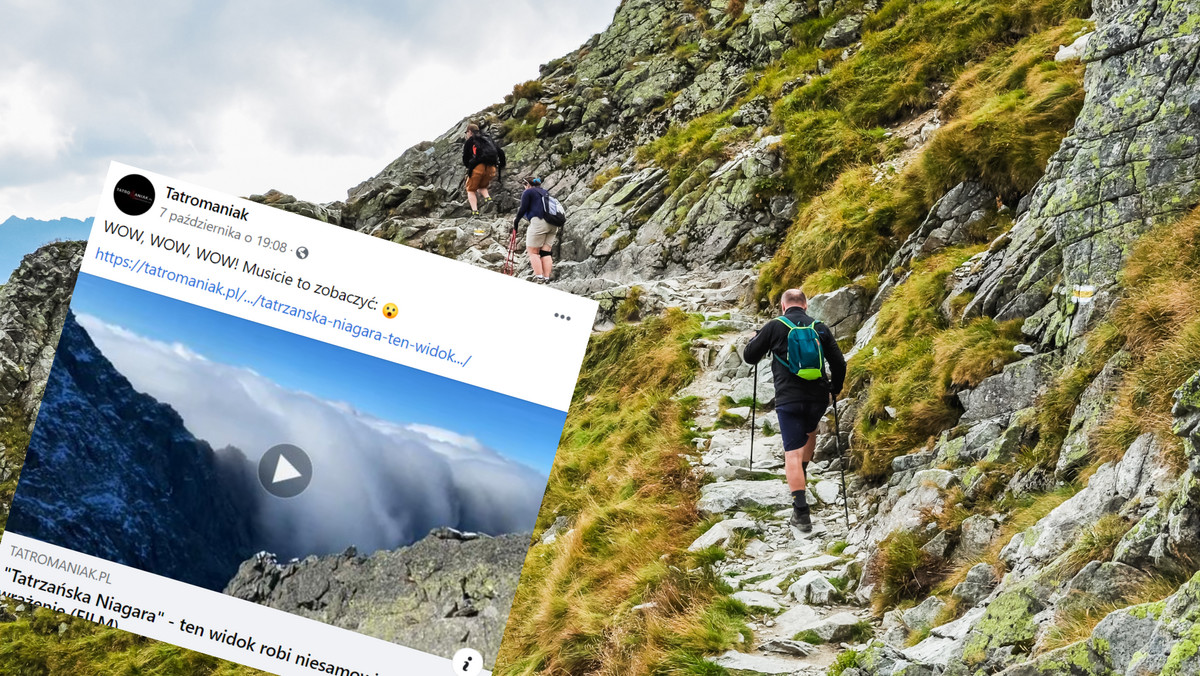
77;314;546;560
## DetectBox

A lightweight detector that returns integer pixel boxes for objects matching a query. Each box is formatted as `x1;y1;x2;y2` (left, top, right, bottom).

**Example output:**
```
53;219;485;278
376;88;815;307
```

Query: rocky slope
225;527;527;666
1;0;1200;673
0;242;83;426
252;0;1200;673
6;310;261;591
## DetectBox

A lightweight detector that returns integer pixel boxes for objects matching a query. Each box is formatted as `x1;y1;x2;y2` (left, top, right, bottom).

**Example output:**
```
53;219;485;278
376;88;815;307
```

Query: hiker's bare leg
801;433;817;467
785;449;807;492
785;433;818;492
527;247;544;277
480;188;491;200
467;191;479;211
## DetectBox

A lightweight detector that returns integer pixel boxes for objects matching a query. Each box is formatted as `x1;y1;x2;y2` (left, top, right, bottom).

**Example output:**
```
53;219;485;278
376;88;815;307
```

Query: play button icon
258;444;313;498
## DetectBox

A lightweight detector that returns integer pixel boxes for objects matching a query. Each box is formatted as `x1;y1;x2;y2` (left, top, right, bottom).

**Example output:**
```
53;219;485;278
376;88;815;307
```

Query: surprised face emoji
382;303;399;319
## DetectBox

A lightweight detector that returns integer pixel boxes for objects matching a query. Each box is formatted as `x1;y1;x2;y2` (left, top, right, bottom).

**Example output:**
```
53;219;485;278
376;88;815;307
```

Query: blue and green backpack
773;317;827;381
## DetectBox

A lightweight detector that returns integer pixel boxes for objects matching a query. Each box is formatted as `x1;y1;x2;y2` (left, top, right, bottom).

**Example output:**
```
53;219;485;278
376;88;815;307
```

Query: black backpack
474;134;503;167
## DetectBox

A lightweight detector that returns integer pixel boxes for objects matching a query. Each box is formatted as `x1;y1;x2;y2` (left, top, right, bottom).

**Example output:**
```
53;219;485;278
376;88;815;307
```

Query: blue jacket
514;187;548;227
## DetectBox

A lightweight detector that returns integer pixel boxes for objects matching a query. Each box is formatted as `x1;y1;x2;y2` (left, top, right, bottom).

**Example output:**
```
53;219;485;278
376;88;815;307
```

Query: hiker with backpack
462;123;506;217
743;289;846;533
513;177;566;283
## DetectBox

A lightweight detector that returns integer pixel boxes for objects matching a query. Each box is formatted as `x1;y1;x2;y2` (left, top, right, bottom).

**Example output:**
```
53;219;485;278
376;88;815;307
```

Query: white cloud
0;0;620;220
76;313;547;560
0;64;74;162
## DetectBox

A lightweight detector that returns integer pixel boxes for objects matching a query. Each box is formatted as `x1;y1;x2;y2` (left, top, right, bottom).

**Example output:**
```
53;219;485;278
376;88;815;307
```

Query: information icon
451;648;483;675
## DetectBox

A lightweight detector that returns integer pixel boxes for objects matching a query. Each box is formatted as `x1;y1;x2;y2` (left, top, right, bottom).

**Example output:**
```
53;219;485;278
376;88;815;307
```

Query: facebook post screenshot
0;163;597;675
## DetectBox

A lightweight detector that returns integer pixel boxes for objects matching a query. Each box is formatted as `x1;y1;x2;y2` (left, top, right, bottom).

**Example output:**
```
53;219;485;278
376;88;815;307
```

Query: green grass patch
828;648;861;675
792;629;824;644
1096;207;1200;473
497;309;754;674
0;402;31;533
844;246;1024;479
0;608;266;676
874;531;942;610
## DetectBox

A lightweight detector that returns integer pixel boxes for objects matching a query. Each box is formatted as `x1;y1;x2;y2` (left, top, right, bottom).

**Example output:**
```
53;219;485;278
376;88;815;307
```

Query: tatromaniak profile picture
112;174;155;215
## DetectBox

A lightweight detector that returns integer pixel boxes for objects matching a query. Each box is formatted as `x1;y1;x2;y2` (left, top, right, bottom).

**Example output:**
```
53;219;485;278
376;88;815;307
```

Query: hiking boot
483;196;494;211
471;210;480;218
789;509;812;533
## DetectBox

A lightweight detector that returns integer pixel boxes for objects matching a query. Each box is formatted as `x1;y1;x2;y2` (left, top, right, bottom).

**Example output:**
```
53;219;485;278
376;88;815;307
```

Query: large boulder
226;529;528;665
1055;350;1129;478
953;563;998;606
820;13;864;49
1001;432;1169;577
0;241;85;423
957;354;1057;426
698;479;792;514
807;284;869;340
888;182;996;274
1114;369;1200;574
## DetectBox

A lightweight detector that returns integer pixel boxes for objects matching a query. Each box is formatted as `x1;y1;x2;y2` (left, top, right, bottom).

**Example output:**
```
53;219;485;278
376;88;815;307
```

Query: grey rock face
953;563;998;606
0;241;85;424
820;13;864;49
902;596;946;631
225;529;526;666
296;0;809;290
1000;570;1200;675
1002;431;1169;577
1055;350;1129;478
958;353;1057;425
1115;370;1200;574
746;0;809;63
247;189;341;224
730;95;771;127
887;182;996;274
946;0;1200;346
1065;561;1150;604
807;284;868;340
1174;367;1200;467
955;515;999;564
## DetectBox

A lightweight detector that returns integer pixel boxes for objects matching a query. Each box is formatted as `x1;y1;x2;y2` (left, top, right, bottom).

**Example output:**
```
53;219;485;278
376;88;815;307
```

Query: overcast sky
0;0;620;221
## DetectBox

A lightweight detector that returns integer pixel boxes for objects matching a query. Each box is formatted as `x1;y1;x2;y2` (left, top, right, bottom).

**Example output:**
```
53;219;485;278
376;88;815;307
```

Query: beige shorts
526;217;557;249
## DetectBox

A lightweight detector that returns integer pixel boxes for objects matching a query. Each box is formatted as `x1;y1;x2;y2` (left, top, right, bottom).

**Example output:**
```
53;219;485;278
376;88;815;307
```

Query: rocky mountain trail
674;318;876;675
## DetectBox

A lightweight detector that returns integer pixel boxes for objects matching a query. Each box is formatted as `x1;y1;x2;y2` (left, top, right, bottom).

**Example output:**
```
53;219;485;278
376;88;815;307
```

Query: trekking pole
749;365;757;471
830;395;851;529
502;229;517;276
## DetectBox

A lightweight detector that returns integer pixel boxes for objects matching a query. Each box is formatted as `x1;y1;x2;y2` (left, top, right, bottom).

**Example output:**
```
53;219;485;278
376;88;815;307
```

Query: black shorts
776;401;827;452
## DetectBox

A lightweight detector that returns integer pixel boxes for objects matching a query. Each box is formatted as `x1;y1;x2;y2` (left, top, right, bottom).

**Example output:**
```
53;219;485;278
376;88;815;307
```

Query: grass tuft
496;310;754;674
875;531;942;610
1096;207;1200;473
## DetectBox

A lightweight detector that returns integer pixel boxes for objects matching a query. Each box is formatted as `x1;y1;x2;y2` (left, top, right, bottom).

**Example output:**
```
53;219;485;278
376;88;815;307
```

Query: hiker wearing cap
514;177;555;283
743;289;846;532
462;123;505;217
